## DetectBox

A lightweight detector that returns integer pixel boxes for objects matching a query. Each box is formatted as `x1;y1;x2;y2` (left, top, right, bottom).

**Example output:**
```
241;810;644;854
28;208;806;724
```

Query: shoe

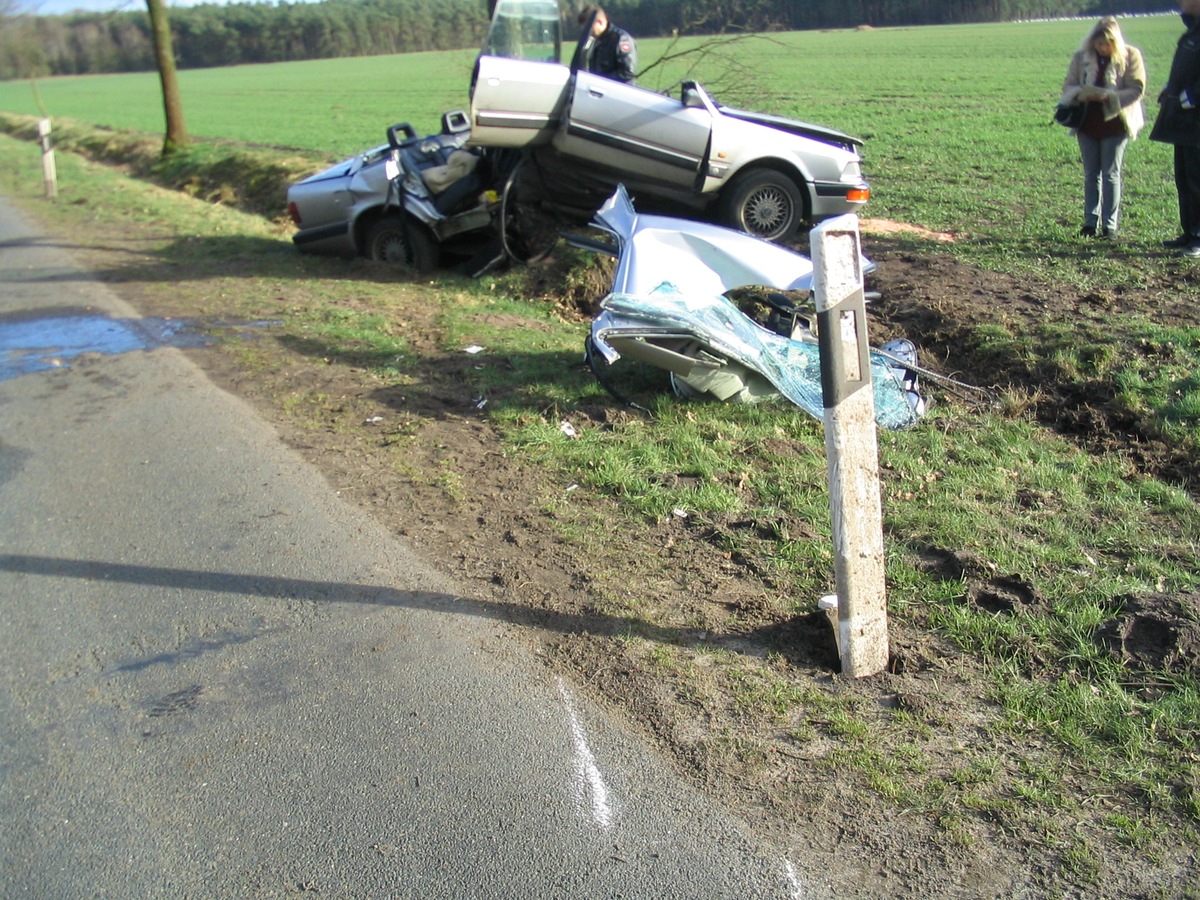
1179;243;1200;258
1163;234;1193;248
1079;225;1097;237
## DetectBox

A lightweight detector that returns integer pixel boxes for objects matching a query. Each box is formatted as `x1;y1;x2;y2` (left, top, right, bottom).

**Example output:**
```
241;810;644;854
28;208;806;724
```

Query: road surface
0;194;817;898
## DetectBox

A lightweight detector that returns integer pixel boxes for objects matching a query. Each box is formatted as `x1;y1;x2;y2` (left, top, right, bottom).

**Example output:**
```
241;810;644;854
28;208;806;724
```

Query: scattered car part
580;186;925;429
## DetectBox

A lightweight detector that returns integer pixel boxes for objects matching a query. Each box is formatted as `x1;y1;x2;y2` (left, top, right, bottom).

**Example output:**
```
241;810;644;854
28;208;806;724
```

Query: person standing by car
1151;0;1200;256
1060;17;1146;240
578;5;637;84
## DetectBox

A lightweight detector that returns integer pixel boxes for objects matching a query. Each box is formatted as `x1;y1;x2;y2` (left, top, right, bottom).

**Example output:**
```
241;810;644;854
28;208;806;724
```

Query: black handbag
1054;102;1085;128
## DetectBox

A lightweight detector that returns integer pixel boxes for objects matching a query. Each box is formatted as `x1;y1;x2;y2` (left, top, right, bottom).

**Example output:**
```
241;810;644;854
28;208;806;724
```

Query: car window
484;0;563;63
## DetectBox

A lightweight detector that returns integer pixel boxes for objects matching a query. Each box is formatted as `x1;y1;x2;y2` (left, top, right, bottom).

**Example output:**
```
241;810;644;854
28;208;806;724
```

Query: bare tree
146;0;187;155
635;29;788;110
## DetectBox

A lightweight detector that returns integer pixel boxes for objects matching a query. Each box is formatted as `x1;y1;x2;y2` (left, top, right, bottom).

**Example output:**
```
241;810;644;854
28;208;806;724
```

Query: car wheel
718;170;804;242
365;216;439;271
499;157;560;263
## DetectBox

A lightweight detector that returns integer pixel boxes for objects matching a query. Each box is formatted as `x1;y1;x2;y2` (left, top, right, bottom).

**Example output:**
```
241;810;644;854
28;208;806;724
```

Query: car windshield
483;0;563;63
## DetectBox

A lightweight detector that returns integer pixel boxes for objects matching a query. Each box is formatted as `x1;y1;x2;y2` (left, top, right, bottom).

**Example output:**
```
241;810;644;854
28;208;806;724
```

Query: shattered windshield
585;187;924;430
592;284;922;430
484;0;562;62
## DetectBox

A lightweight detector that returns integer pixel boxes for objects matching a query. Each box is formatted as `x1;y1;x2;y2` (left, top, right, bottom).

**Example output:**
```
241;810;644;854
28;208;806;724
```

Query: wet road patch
0;308;275;382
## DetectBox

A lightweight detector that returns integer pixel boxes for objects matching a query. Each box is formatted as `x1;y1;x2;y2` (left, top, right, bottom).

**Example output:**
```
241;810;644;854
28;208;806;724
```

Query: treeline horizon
0;0;1177;80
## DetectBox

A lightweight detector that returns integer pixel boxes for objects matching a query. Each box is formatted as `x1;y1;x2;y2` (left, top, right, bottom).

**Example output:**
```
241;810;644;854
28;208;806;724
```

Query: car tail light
846;188;870;203
287;201;302;225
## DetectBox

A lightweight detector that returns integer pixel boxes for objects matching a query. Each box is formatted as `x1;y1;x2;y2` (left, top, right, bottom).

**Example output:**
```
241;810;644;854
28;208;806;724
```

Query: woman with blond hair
1060;17;1147;239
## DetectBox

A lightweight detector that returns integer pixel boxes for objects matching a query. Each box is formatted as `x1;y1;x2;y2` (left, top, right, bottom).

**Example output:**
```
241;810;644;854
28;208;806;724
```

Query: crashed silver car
580;186;924;430
469;0;871;243
286;110;508;270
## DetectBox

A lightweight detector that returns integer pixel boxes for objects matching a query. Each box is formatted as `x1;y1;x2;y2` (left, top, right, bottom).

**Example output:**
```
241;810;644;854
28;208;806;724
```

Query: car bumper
292;221;356;257
810;180;871;218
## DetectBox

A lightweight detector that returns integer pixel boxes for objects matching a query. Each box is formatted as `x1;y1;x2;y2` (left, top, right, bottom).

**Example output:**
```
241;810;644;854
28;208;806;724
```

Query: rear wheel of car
718;170;804;243
365;216;439;271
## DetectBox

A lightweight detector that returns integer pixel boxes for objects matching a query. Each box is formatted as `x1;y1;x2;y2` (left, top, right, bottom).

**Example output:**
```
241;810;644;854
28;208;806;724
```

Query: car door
469;54;572;149
468;0;569;149
554;71;713;189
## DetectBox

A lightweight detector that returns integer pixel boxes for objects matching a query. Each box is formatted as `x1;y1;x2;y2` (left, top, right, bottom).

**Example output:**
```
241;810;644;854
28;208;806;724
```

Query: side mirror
681;82;703;108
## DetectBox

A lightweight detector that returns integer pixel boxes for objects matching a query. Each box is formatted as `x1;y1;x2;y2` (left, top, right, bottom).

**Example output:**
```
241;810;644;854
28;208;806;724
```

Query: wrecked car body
581;187;925;430
286;110;515;271
469;0;870;243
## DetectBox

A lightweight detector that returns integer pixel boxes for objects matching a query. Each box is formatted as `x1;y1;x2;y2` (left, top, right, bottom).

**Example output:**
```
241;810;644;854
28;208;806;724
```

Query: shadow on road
0;553;838;669
0;551;684;643
0;232;420;286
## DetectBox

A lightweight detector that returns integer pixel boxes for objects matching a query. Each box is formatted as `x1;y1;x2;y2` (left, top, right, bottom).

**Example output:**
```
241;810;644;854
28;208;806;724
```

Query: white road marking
557;677;615;830
784;859;806;898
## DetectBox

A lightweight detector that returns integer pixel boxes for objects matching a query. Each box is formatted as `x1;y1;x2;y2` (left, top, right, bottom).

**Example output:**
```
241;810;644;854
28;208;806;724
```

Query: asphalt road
0;195;816;898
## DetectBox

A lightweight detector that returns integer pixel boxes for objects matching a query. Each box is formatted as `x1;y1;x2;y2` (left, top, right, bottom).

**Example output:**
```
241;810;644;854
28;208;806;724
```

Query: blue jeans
1078;133;1128;233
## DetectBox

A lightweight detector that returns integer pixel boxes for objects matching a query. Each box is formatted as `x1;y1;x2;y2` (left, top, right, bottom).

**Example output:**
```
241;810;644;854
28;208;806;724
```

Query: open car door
471;0;712;189
469;0;570;149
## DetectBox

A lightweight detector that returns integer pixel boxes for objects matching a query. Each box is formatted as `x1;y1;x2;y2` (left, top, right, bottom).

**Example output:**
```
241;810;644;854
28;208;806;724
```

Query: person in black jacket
1151;0;1200;256
578;5;637;84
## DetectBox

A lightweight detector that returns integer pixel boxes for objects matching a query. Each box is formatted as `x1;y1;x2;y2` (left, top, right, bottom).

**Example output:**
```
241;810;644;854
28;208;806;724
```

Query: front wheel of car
365;216;439;271
499;156;562;263
717;170;804;243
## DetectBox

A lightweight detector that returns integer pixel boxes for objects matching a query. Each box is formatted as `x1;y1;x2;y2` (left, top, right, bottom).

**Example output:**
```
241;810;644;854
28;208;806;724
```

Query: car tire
365;216;439;271
717;170;804;243
499;157;560;263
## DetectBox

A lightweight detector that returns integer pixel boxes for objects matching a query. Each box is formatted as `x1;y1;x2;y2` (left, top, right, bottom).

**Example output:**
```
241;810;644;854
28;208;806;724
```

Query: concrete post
38;119;57;200
810;214;889;678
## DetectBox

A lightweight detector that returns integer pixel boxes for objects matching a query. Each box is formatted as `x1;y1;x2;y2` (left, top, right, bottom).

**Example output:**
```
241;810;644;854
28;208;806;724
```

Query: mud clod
1097;592;1200;681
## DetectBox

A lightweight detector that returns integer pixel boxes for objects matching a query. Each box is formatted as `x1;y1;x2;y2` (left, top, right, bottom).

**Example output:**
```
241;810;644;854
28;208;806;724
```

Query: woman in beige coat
1060;17;1146;238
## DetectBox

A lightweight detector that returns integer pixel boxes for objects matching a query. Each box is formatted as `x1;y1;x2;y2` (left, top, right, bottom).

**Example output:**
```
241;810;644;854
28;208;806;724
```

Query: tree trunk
146;0;188;156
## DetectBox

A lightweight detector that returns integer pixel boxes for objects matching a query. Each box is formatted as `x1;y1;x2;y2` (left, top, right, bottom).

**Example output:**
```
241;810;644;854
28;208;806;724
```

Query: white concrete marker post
38;118;58;200
810;214;889;678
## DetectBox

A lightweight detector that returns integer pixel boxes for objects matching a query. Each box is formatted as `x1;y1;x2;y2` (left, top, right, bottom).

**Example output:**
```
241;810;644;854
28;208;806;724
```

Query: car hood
717;107;863;152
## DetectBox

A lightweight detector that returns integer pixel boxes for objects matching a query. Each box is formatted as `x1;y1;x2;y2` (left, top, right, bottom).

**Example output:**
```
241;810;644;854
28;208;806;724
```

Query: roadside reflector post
38;118;57;200
810;214;889;678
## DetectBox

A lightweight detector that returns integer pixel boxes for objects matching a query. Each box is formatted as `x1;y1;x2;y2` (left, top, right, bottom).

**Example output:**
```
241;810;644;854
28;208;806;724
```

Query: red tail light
287;201;301;225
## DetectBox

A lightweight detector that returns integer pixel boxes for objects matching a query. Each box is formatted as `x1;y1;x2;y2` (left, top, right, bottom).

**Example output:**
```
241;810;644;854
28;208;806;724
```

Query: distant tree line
2;0;490;77
0;0;1178;80
610;0;1173;34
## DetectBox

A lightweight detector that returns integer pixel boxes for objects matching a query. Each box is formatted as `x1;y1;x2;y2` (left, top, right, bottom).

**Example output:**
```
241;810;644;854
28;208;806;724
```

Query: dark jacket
1151;14;1200;147
588;25;637;84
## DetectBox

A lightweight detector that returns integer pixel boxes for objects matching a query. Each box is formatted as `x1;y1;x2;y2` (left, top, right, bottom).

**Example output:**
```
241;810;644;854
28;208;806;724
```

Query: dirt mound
861;218;955;242
1097;592;1200;681
866;242;1200;499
